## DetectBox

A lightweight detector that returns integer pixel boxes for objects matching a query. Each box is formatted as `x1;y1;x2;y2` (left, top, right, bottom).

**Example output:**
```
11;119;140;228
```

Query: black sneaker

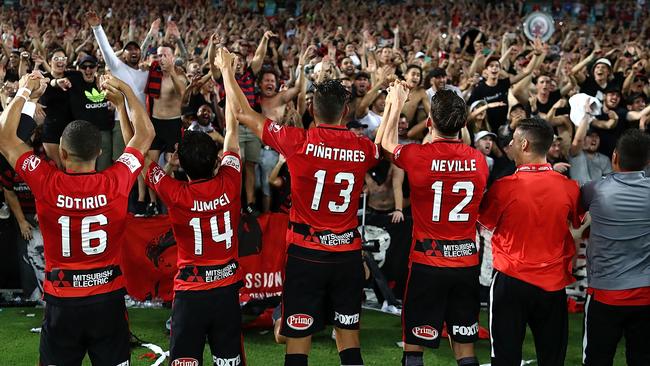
134;201;147;217
146;202;160;217
244;203;260;217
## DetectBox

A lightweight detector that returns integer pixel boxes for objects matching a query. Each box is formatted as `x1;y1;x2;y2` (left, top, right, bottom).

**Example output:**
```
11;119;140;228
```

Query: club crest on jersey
171;358;198;366
268;121;283;133
412;325;438;340
286;314;313;330
221;155;241;172
150;166;166;185
117;153;142;173
22;155;41;172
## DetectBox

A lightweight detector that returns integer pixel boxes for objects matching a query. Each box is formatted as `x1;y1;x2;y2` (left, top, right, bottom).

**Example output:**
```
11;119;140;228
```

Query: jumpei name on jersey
306;143;366;162
431;159;477;172
191;193;231;212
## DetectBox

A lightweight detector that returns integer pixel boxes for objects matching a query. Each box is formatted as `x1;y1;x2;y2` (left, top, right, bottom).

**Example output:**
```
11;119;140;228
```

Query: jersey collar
316;123;348;130
516;163;552;173
431;137;462;144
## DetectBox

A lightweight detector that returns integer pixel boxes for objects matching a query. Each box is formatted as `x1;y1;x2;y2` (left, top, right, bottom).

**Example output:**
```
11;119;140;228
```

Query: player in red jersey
380;87;488;366
0;72;154;365
143;59;245;364
218;47;380;366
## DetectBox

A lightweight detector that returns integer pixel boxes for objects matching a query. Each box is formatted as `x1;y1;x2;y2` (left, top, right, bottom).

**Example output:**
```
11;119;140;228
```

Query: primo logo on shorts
171;358;198;366
286;314;314;330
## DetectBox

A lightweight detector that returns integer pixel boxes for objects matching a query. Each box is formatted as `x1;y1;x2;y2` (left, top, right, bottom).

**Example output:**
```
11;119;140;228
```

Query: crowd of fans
1;0;650;298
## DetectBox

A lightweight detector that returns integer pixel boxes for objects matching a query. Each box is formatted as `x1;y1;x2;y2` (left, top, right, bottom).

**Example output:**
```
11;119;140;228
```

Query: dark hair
178;131;219;180
514;118;554;156
158;43;176;51
60;120;101;161
615;129;650;171
257;69;278;85
48;47;66;60
312;80;351;124
430;90;467;135
405;64;423;78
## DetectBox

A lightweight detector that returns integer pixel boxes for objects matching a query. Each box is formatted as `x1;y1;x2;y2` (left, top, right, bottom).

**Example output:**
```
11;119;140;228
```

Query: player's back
393;139;488;267
16;150;144;301
286;124;379;251
146;153;242;291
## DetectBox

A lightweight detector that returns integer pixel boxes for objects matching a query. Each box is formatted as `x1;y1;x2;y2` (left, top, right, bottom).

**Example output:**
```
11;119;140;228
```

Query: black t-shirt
39;71;75;127
67;71;113;131
488;155;516;188
579;72;624;101
468;78;511;131
592;107;628;158
535;90;570;116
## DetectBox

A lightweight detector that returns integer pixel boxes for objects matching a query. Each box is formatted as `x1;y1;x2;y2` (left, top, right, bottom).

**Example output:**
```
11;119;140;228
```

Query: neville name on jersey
262;119;380;252
145;152;242;291
15;148;145;303
393;140;488;267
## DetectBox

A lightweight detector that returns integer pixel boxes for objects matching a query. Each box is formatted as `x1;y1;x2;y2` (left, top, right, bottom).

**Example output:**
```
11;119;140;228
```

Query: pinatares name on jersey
305;143;367;162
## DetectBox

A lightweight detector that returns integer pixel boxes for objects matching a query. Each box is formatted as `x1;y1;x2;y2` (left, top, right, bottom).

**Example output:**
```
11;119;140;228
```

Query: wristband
16;87;32;99
21;101;36;117
394;209;402;212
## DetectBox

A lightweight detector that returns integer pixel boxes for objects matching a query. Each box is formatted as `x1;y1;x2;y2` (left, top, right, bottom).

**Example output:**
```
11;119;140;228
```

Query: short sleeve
104;147;145;195
144;162;179;205
261;119;306;159
365;140;381;169
392;143;416;171
14;151;54;199
478;181;507;231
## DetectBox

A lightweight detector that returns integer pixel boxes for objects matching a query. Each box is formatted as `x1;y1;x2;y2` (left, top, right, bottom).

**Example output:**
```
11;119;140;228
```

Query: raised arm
0;73;46;167
280;46;314;104
223;97;240;154
87;11;123;71
380;81;409;154
251;31;275;75
216;48;266;139
101;75;155;156
570;102;593;157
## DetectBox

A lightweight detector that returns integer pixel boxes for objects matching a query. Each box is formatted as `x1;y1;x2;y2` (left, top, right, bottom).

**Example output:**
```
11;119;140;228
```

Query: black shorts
402;263;480;348
170;282;246;366
151;117;182;152
39;296;130;366
280;245;364;338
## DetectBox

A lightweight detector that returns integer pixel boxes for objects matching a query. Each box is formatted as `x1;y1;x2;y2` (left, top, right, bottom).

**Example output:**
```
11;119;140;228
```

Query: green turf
0;307;626;365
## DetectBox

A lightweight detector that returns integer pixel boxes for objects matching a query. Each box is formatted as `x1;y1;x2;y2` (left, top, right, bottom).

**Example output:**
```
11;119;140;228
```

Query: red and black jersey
0;148;49;215
393;139;489;268
15;148;144;303
145;152;242;292
262;119;380;252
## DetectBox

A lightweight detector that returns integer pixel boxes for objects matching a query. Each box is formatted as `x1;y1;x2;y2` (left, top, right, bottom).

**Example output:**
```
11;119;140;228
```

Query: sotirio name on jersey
431;159;477;172
56;194;108;209
190;193;231;212
305;143;366;162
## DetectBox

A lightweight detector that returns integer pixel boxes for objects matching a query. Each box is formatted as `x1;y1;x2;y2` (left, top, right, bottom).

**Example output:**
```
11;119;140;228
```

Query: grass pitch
0;307;626;365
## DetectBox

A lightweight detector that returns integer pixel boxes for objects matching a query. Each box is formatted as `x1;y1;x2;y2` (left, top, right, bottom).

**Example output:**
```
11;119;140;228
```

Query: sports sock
284;353;308;366
401;351;424;366
339;347;363;365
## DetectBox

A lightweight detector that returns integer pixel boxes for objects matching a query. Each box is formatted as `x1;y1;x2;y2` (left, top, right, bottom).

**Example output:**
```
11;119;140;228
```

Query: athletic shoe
133;201;147;217
146;202;159;217
0;202;9;219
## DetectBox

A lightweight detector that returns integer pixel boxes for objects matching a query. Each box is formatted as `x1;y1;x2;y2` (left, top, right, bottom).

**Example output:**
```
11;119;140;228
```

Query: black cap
626;93;646;105
428;67;447;78
78;54;98;66
346;120;368;129
123;40;140;51
603;83;621;95
354;71;370;80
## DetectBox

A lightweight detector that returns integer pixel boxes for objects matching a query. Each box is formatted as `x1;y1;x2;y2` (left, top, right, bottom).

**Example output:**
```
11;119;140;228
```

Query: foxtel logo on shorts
171;358;199;366
412;325;438;340
286;313;313;330
213;355;242;366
